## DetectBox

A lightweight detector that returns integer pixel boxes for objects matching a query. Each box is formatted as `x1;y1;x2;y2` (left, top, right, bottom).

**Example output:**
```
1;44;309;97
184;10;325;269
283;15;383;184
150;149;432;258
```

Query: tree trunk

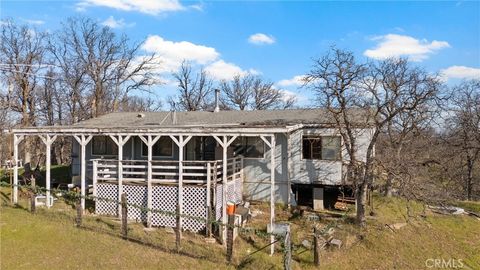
356;182;368;227
466;157;473;201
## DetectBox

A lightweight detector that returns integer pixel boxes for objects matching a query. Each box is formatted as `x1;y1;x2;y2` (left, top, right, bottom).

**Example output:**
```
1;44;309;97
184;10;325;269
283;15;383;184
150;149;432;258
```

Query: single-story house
10;106;373;242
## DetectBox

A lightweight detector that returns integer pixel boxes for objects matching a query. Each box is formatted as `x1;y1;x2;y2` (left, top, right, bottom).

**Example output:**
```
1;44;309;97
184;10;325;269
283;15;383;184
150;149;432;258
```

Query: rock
250;210;264;217
302;239;311;249
326;227;335;236
306;214;320;221
165;227;175;234
329;238;342;248
204;237;216;244
391;223;407;230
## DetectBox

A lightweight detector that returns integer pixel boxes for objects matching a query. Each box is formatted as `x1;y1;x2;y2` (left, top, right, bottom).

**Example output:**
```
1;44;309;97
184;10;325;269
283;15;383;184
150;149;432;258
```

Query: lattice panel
234;178;243;203
183;186;207;232
122;185;147;223
215;184;223;221
151;185;177;228
226;181;236;203
96;183;118;216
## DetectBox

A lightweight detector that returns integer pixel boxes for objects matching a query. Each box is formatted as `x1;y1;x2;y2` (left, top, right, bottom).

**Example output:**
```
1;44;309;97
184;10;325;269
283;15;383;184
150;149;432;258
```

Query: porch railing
91;157;243;185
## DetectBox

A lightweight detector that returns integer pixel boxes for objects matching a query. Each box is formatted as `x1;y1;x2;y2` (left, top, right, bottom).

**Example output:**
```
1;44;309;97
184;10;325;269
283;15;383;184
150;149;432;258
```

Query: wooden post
176;205;181;251
226;213;235;263
92;160;98;199
206;162;212;237
261;134;276;255
73;135;93;211
110;135;131;217
76;198;82;227
283;231;292;270
121;192;128;239
313;227;320;266
30;192;36;214
139;135;160;227
13;134;24;204
39;134;57;208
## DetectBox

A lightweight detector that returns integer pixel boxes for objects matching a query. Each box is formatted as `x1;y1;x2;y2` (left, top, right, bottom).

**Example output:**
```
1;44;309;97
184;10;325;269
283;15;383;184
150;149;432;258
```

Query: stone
391;223;407;230
302;239;312;249
329;238;342;248
165;227;175;234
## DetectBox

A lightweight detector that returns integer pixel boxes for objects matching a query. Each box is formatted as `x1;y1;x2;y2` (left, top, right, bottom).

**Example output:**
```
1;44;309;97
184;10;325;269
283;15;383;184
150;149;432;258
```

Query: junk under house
10;108;373;241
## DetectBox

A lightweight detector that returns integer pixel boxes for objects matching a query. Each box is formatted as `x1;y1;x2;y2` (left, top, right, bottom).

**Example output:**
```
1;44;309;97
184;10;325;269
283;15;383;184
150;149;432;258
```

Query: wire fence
0;181;293;268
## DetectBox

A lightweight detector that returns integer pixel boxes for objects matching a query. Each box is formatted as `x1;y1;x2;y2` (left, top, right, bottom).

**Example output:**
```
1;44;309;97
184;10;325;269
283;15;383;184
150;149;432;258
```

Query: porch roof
11;108;371;135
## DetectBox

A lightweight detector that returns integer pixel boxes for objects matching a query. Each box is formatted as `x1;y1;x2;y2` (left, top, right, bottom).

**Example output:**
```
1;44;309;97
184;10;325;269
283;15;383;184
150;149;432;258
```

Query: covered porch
10;129;281;246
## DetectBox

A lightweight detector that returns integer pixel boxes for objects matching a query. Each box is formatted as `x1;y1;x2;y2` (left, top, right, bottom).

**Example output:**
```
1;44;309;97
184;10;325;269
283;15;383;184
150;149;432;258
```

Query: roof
12;108;373;134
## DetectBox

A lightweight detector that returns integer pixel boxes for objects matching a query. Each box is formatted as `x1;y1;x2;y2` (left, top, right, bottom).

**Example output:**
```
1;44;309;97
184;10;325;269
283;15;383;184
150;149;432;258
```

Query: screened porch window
92;136;118;156
142;137;173;157
302;136;341;160
233;137;265;158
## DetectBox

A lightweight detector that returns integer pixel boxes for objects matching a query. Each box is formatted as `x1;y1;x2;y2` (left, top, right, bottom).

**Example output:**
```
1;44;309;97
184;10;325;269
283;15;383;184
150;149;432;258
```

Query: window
142;137;173;157
232;137;265;158
302;136;341;160
92;136;118;156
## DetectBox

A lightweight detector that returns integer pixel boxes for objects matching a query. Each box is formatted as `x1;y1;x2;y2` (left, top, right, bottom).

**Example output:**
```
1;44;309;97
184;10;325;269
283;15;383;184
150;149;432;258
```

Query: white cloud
141;35;256;80
277;75;306;87
441;66;480;81
248;33;275;45
204;60;258;81
77;0;185;15
142;35;220;72
101;16;135;29
364;34;450;62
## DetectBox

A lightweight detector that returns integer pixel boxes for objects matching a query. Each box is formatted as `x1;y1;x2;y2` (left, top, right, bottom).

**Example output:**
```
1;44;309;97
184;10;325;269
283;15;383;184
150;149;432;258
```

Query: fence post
121;193;128;239
226;212;235;263
30;192;36;214
75;197;82;227
313;227;320;266
283;231;292;270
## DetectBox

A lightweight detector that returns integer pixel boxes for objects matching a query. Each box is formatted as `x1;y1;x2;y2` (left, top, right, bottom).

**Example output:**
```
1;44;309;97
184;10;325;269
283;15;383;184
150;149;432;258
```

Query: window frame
91;136;118;157
140;137;175;158
301;135;342;161
232;137;266;159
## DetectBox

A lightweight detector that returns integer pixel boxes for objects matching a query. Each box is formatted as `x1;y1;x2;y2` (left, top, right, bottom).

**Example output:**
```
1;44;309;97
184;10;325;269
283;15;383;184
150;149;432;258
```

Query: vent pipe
214;89;220;112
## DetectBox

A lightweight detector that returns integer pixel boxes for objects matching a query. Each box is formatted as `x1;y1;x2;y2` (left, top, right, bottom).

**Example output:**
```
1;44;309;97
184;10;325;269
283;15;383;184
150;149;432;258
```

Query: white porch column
39;134;57;208
213;135;237;244
109;135;131;217
139;135;160;227
261;134;276;255
169;135;192;236
13;134;24;204
73;135;93;210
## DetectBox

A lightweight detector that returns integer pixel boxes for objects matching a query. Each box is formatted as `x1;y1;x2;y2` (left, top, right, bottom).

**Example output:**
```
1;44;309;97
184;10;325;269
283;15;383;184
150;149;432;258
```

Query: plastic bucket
226;201;236;215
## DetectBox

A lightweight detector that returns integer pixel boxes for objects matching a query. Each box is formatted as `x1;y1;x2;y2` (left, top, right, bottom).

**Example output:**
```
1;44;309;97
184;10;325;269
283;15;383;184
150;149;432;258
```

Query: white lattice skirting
96;183;211;232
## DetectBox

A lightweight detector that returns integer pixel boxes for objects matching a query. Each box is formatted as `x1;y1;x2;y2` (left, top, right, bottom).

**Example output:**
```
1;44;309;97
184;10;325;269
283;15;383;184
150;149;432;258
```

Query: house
10;105;373;241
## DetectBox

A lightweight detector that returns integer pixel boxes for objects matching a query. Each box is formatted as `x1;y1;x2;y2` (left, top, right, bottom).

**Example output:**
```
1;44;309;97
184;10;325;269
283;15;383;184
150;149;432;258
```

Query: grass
1;187;479;270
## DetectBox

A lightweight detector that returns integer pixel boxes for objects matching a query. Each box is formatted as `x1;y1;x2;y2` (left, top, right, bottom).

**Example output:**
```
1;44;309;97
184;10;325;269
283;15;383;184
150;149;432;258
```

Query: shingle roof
70;108;340;129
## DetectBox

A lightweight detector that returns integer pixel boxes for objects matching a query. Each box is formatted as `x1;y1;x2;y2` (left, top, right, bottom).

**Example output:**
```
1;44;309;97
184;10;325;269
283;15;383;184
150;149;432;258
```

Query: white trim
140;137;174;158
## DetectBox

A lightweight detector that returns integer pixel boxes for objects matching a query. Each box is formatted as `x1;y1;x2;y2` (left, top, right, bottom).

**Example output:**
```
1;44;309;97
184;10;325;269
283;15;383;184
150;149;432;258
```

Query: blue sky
1;0;479;107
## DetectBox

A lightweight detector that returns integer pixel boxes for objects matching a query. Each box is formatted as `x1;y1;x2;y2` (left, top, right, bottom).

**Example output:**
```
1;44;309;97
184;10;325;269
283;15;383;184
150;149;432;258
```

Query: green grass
1;187;479;270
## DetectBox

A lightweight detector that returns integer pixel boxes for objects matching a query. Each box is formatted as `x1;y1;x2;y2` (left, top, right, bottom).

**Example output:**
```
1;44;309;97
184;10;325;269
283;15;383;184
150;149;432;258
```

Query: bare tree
445;80;480;200
221;74;296;110
169;61;213;111
58;17;160;118
305;48;441;226
0;20;48;163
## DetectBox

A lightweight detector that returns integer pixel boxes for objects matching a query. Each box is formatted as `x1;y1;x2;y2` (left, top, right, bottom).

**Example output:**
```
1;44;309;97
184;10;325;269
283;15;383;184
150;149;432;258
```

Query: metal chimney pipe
214;89;220;112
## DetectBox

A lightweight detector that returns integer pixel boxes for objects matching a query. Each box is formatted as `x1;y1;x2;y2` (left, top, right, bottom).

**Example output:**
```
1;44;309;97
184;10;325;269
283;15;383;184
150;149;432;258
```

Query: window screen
142;137;173;157
302;135;341;160
92;136;118;156
233;137;265;158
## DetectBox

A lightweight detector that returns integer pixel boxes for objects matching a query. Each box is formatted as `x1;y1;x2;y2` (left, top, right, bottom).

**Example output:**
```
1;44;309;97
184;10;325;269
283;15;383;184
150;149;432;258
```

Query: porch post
261;134;276;255
213;135;237;244
13;134;24;204
39;134;57;208
110;135;131;217
169;135;192;238
74;134;93;211
139;135;161;227
270;134;276;255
